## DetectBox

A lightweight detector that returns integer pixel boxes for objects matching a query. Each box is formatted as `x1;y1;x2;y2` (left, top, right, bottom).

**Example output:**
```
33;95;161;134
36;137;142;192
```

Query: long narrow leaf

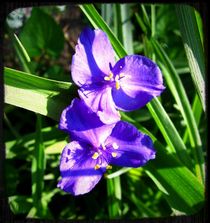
175;5;206;112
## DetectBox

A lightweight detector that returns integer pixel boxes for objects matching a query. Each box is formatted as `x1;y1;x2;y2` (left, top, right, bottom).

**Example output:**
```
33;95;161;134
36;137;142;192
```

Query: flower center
92;142;119;170
104;71;125;90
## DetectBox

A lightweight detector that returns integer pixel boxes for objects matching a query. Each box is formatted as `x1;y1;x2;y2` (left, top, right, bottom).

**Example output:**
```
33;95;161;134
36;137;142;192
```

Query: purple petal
59;98;115;147
71;27;115;87
57;141;108;196
111;55;165;111
79;86;121;124
104;121;156;167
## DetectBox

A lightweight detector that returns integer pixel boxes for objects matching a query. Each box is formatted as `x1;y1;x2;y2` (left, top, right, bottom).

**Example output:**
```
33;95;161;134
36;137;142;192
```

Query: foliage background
3;3;206;221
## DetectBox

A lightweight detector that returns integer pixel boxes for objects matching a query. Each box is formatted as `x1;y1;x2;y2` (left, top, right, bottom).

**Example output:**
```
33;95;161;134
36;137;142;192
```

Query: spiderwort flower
58;98;156;195
71;28;165;124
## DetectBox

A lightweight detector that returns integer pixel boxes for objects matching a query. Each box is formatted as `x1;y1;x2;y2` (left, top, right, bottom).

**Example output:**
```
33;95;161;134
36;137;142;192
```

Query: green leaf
175;5;206;112
4;67;76;121
19;8;64;57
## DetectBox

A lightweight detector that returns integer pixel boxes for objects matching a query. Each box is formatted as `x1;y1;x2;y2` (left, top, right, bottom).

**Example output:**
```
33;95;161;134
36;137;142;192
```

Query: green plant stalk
31;114;45;217
175;5;206;112
120;4;134;54
114;4;123;44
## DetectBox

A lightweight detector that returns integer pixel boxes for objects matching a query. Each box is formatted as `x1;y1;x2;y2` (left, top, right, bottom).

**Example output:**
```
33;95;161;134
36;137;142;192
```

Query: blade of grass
146;98;194;171
183;94;203;143
107;176;122;218
4;67;76;121
175;4;206;112
150;38;204;183
114;4;123;43
14;33;31;63
120;4;134;54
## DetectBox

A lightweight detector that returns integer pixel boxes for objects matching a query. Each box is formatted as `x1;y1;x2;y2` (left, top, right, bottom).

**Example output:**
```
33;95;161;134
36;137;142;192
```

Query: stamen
120;66;122;69
104;76;111;81
94;164;101;170
111;152;117;158
92;152;100;159
112;142;119;150
104;72;113;81
115;75;120;90
115;81;120;90
106;165;112;170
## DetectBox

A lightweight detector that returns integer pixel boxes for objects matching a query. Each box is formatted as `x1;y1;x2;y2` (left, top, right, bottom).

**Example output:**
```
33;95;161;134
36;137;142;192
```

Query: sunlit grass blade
183;94;203;143
150;38;204;183
146;98;193;171
13;33;31;63
4;67;76;121
107;176;122;218
175;4;206;112
79;4;127;58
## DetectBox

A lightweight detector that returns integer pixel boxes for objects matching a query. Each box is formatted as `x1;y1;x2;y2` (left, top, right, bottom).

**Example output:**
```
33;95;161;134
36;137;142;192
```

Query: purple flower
58;98;156;196
71;28;165;124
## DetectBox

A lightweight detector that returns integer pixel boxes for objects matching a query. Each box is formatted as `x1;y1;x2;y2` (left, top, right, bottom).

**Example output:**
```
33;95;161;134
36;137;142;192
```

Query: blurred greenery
3;3;206;220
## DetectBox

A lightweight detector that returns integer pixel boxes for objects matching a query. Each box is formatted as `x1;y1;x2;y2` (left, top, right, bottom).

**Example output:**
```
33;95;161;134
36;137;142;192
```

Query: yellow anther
104;76;111;81
106;165;112;170
111;152;117;158
94;164;101;170
112;142;119;150
115;81;120;90
104;72;113;81
92;152;99;159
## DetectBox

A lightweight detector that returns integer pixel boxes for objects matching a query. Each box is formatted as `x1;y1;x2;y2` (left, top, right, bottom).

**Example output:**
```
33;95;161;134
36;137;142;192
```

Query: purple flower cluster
57;28;165;195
